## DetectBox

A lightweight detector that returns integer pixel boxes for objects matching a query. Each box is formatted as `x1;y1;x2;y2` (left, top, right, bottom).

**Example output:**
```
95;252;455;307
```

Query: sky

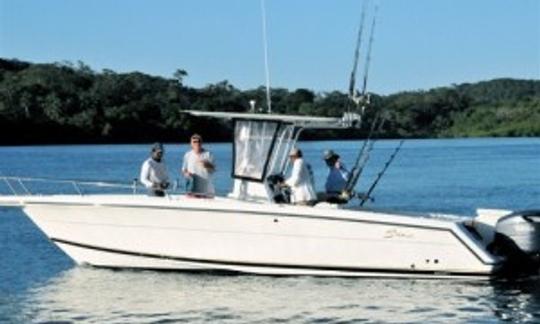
1;0;539;95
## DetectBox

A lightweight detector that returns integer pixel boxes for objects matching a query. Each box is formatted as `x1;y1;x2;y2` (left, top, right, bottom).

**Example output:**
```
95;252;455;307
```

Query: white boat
1;112;539;278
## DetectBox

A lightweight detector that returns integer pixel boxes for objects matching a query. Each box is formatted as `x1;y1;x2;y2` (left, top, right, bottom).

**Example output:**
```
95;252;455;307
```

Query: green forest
0;58;539;144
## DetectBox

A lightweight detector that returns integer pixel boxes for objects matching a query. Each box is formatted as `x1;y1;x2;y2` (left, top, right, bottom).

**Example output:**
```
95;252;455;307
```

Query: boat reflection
16;267;539;323
490;277;540;322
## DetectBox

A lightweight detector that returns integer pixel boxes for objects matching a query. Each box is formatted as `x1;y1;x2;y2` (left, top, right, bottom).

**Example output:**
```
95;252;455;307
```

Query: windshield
233;120;279;181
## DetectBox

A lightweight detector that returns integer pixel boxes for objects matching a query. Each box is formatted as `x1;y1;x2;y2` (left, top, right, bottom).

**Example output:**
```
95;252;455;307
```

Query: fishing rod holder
349;92;371;107
341;112;363;128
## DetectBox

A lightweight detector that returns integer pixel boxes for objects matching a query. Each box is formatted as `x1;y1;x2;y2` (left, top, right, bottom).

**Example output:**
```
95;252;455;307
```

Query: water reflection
491;278;540;322
14;267;539;323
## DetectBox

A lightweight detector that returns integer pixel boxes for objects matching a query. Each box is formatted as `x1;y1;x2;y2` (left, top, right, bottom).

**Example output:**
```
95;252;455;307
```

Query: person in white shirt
284;148;317;205
140;143;170;197
182;134;215;196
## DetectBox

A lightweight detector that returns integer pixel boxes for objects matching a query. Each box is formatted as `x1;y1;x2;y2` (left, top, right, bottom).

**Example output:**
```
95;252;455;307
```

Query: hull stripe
51;237;493;277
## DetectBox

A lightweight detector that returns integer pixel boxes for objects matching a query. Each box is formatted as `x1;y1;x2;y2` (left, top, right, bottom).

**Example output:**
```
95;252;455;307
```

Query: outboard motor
489;210;540;276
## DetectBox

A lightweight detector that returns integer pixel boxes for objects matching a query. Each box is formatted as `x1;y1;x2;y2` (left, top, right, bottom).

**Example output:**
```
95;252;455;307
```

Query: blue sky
1;0;539;94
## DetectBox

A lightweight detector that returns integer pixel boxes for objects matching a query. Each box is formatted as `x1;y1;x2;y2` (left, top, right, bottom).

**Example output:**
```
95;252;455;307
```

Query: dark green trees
0;58;538;144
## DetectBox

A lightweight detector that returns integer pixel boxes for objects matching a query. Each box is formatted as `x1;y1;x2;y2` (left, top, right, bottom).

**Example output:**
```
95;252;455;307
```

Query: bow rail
0;176;143;197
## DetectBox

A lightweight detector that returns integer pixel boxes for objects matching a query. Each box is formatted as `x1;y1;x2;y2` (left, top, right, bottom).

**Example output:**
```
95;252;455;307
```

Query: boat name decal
384;229;414;239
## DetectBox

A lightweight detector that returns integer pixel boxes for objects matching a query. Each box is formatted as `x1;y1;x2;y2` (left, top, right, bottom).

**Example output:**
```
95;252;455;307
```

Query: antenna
260;0;272;114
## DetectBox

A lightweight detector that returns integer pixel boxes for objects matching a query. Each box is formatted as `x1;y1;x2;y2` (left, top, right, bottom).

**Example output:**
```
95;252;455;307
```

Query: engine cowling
490;210;540;275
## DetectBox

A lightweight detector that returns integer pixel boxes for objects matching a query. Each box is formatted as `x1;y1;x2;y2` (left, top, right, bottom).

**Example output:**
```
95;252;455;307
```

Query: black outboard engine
490;210;540;276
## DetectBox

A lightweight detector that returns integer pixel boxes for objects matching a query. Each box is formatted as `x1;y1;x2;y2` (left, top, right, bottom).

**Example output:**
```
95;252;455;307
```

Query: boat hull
4;194;501;278
51;239;487;278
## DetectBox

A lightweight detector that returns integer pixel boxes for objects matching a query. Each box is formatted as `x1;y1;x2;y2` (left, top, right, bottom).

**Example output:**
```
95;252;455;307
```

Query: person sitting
140;143;170;197
284;148;317;206
322;149;351;203
181;134;215;197
324;149;350;194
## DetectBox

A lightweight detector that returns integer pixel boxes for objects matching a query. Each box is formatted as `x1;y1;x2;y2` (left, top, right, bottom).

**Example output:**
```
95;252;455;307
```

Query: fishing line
359;139;404;206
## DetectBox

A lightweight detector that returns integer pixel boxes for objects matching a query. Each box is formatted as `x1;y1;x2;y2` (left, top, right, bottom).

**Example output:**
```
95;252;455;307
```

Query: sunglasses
191;140;201;143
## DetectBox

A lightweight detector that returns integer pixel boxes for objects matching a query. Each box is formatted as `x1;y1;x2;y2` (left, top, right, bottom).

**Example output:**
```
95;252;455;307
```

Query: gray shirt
182;149;215;195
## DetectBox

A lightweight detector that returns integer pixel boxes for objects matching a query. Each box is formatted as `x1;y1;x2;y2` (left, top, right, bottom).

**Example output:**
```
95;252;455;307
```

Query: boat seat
316;192;349;205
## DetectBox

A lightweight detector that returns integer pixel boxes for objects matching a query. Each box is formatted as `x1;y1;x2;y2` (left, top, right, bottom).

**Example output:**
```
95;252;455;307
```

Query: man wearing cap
182;134;215;196
284;148;317;205
140;143;170;197
323;149;350;195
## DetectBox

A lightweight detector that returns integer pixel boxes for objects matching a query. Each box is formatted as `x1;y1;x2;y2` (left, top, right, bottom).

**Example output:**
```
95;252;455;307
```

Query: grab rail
0;176;142;197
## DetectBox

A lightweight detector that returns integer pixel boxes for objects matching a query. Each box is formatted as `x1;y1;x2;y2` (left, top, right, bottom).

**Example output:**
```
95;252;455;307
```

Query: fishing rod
349;1;378;113
347;112;380;184
359;2;378;106
347;0;369;112
359;140;404;206
342;2;381;198
344;113;386;195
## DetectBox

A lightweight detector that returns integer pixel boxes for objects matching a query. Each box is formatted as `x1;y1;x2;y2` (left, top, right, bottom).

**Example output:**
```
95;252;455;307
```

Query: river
1;138;539;322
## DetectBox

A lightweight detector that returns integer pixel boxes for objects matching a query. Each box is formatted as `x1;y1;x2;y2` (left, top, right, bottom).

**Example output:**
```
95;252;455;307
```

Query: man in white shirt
285;148;317;205
182;134;215;196
140;143;170;197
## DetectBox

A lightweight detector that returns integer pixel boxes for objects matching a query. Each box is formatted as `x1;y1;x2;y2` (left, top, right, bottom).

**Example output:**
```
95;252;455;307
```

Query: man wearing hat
284;148;317;205
323;149;350;195
182;134;215;196
140;142;170;197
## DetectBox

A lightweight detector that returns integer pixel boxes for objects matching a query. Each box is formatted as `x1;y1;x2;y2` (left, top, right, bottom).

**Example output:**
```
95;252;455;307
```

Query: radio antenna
260;0;272;114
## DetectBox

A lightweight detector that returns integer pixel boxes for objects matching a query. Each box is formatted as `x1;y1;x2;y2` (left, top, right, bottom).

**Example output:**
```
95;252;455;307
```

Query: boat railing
0;176;150;197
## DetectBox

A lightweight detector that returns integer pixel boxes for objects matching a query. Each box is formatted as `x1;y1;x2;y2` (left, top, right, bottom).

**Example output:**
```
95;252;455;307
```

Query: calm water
0;138;539;323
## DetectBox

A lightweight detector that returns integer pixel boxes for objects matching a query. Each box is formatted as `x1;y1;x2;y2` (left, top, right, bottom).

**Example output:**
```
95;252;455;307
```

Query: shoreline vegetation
0;58;539;145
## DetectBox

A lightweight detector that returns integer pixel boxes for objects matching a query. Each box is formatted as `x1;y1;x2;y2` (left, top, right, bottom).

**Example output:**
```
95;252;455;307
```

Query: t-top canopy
183;110;359;129
185;109;361;201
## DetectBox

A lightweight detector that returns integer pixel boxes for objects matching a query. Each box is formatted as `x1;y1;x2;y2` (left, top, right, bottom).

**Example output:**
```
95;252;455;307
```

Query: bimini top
184;110;360;129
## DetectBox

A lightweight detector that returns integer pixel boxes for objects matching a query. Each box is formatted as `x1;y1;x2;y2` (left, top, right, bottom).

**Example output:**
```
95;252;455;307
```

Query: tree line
0;58;538;144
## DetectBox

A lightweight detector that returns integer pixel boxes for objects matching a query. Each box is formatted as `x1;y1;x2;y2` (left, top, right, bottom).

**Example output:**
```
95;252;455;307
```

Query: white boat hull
2;194;502;278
